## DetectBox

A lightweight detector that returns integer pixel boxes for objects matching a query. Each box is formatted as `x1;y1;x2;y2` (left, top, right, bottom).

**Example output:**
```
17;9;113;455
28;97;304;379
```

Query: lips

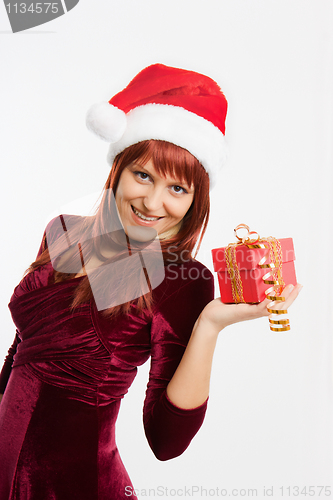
131;205;164;222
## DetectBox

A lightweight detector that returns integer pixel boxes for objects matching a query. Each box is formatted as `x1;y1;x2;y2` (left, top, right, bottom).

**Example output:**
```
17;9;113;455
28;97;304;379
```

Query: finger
267;283;302;312
282;283;303;309
264;285;291;313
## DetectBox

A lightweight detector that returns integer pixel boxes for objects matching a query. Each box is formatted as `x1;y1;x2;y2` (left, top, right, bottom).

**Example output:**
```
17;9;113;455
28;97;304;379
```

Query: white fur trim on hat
106;104;227;188
86;102;127;143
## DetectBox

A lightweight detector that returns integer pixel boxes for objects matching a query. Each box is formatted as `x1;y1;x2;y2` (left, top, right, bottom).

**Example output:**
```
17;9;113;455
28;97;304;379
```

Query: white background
0;1;332;498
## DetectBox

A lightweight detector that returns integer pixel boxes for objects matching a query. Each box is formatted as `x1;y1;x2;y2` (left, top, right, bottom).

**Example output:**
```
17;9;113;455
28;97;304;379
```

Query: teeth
132;206;160;221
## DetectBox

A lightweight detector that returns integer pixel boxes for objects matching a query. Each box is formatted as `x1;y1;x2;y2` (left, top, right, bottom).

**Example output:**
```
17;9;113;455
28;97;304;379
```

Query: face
115;159;194;241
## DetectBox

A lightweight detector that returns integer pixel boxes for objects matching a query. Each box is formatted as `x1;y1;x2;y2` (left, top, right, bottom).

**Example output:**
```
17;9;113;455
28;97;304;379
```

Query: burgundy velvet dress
0;221;214;500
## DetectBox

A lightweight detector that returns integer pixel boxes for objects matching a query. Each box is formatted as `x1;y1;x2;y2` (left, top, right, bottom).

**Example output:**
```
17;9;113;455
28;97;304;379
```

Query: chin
126;226;158;243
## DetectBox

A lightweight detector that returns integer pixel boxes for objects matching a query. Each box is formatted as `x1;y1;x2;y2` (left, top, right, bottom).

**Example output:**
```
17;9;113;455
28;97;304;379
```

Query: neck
157;222;182;241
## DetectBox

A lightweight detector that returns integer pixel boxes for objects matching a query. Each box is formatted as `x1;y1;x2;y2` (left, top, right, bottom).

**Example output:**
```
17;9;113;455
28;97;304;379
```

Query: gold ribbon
225;224;290;332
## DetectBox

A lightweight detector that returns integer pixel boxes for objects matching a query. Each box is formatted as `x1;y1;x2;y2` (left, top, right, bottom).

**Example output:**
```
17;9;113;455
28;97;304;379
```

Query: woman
0;64;301;499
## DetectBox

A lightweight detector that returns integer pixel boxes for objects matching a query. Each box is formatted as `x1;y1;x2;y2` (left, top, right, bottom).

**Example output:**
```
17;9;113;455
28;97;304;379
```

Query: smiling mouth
131;206;163;222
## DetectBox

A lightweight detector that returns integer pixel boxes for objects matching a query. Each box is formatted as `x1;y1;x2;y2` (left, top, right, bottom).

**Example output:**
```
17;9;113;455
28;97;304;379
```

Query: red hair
29;140;210;316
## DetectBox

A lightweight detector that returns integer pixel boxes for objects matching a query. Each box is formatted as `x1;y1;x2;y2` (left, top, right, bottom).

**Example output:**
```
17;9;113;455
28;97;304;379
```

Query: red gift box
212;232;297;304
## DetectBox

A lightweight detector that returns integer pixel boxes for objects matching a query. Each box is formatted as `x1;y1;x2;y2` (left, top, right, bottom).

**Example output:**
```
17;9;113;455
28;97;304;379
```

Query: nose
143;186;164;213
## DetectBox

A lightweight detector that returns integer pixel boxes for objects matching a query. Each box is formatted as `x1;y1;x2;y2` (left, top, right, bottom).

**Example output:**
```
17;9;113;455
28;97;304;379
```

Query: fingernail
297;284;303;293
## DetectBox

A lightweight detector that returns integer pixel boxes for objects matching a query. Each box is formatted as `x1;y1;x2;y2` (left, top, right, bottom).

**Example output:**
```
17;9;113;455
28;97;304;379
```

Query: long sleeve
143;261;214;460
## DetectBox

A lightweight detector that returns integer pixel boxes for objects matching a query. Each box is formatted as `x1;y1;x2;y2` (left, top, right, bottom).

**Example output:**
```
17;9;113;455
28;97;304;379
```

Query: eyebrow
131;164;194;191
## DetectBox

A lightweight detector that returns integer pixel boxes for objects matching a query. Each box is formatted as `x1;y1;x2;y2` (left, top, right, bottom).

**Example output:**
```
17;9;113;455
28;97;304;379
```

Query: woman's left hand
199;283;303;333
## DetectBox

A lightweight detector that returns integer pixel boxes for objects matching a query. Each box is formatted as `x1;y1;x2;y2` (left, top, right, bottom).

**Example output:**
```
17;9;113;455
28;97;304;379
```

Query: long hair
29;140;210;317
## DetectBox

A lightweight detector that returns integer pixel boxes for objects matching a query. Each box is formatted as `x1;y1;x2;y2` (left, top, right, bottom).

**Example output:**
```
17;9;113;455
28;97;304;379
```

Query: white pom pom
86;102;127;143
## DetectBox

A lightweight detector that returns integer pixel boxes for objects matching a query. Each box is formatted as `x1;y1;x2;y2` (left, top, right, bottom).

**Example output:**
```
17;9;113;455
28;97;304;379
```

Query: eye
134;171;151;182
170;185;188;195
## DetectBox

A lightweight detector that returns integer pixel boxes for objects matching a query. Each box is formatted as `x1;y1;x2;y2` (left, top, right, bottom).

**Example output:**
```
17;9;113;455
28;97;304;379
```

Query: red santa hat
86;63;228;187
